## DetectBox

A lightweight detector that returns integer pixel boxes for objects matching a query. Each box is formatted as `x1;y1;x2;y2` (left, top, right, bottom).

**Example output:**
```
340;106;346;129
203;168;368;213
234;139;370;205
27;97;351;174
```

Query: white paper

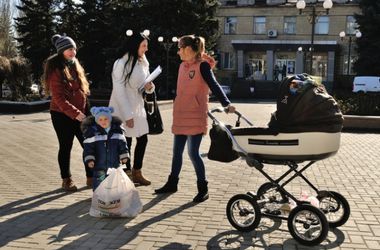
145;65;162;84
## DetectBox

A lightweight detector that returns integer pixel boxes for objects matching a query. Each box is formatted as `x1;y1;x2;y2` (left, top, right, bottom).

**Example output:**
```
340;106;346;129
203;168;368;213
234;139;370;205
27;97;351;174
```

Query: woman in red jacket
42;34;92;191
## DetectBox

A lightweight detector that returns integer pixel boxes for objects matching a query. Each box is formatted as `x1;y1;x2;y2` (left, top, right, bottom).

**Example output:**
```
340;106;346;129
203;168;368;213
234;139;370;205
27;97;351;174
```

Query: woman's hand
144;82;154;91
226;105;236;114
126;119;134;128
75;113;86;122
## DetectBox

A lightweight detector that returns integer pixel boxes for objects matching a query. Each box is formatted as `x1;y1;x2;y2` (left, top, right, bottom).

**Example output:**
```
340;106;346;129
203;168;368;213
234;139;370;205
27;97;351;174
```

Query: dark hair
42;53;89;95
178;35;205;60
116;32;149;83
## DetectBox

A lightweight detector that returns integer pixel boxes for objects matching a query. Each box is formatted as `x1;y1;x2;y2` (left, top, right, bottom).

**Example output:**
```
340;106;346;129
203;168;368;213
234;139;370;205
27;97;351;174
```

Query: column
266;50;274;81
296;51;304;74
237;50;244;78
326;51;335;93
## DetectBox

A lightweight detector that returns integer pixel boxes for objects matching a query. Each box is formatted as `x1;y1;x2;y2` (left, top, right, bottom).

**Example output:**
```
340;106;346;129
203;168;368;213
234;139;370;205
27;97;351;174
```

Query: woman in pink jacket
155;35;235;202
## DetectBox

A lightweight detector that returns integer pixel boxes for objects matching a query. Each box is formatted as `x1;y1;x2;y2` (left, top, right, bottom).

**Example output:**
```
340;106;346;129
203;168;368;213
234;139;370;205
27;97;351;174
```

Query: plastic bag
89;167;143;217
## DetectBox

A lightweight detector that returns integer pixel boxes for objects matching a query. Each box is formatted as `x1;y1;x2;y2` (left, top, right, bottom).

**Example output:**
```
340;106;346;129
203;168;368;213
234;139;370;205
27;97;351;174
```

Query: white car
30;84;39;94
220;85;231;96
353;76;380;93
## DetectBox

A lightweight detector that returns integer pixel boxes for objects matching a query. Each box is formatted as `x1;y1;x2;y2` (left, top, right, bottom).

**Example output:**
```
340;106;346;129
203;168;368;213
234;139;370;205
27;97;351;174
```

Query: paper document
145;65;162;83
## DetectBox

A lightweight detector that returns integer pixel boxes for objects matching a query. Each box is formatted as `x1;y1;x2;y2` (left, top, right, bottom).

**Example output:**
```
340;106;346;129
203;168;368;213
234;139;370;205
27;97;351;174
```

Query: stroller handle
208;107;254;126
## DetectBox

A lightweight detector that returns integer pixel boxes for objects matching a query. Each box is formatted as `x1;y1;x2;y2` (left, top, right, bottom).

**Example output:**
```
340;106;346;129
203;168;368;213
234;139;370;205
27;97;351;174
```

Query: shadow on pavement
58;199;197;249
158;242;192;249
0;190;177;248
0;187;87;217
207;218;345;249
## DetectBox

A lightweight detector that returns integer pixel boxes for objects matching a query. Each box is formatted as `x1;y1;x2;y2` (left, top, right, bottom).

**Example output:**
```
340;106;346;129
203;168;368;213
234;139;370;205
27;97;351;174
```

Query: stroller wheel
257;182;288;205
317;190;350;228
288;204;328;246
226;194;261;232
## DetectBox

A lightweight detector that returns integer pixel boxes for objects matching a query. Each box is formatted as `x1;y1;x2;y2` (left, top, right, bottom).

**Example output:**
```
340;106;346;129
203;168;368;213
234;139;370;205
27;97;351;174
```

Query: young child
81;106;129;190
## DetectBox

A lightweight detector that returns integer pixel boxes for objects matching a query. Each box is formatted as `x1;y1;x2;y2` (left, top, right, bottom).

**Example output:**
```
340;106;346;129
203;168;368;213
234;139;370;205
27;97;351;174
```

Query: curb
0;100;50;114
343;115;380;132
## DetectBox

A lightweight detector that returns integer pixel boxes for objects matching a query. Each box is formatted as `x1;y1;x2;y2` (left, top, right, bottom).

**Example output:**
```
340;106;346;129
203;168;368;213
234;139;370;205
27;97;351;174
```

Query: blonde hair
42;54;90;96
178;35;205;60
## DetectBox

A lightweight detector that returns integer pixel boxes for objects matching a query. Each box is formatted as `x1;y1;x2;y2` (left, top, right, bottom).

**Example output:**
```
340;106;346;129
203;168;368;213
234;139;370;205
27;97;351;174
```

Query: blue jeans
170;134;206;181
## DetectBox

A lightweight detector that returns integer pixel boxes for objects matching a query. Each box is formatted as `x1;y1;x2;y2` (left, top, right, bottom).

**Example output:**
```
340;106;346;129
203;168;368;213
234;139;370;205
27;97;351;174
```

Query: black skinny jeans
125;134;148;170
51;111;92;179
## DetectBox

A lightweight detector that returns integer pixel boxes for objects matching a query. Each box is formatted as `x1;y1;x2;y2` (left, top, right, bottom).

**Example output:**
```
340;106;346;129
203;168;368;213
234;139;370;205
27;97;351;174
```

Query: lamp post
296;0;333;75
339;30;362;76
158;36;178;99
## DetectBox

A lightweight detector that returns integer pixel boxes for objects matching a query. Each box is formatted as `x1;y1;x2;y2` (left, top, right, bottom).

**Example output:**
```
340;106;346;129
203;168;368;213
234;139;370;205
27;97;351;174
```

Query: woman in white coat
109;32;154;185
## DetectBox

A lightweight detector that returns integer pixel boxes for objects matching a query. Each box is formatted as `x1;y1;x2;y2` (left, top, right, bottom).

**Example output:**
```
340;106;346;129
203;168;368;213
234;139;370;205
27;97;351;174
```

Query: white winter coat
109;54;154;137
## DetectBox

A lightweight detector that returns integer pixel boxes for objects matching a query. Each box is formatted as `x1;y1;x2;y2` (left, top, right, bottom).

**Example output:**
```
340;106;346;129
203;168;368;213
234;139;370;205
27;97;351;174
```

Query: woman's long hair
115;32;149;84
42;53;90;95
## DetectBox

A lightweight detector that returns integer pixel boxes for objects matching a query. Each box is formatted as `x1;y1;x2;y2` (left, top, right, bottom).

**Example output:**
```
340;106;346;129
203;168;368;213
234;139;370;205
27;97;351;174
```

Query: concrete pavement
0;101;380;249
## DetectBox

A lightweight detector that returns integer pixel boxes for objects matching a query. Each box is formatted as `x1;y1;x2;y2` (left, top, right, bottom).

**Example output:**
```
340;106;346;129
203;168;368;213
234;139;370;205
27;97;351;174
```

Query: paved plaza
0;101;380;249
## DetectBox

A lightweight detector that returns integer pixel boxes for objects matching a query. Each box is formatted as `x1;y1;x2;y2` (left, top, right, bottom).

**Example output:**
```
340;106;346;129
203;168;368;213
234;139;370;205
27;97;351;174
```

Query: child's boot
193;180;209;202
124;169;133;180
62;177;77;192
132;169;151;186
154;175;178;193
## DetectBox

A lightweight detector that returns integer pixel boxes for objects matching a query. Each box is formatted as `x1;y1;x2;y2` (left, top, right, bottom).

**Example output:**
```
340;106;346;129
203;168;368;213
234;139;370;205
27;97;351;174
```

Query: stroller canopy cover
268;74;343;133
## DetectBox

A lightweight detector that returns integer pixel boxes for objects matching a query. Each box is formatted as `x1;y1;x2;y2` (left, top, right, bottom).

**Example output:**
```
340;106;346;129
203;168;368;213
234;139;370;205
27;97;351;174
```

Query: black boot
193;180;209;202
154;175;179;194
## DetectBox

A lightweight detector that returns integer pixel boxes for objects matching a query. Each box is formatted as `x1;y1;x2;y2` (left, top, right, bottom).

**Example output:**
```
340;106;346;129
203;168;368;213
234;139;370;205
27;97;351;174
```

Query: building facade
215;0;361;89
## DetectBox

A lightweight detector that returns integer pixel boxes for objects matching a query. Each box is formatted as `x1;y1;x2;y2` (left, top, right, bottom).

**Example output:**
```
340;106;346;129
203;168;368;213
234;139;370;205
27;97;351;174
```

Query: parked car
30;84;39;94
353;76;380;93
221;85;231;96
1;85;11;98
209;85;231;97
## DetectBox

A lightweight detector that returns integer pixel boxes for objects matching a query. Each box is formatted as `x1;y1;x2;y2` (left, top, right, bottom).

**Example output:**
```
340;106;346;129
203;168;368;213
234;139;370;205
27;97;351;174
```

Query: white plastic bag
89;167;143;217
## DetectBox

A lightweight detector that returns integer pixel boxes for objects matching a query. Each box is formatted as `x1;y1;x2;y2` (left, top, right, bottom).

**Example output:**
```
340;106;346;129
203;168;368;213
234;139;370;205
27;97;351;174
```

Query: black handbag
144;92;164;135
208;124;239;163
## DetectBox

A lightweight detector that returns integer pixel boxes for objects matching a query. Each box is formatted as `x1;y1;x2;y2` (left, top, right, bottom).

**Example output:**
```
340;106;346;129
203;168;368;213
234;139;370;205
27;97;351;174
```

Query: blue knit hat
90;106;114;124
51;34;77;54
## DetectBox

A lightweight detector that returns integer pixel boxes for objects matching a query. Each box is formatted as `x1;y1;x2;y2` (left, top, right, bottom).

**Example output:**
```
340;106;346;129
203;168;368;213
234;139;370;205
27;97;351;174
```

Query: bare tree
0;0;17;57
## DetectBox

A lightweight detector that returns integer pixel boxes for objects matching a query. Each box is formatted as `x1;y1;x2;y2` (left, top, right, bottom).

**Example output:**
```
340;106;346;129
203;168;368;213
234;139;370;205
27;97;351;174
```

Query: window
225;17;237;34
223;52;235;69
315;16;329;35
346;15;357;35
254;17;266;34
284;16;296;34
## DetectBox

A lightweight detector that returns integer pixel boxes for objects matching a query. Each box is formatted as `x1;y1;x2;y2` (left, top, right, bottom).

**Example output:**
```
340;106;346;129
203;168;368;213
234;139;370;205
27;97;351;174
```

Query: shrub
335;91;380;116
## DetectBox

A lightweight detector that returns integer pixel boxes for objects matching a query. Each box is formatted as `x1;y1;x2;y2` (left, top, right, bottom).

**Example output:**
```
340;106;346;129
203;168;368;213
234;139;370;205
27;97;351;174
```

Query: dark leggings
125;134;148;170
50;111;92;179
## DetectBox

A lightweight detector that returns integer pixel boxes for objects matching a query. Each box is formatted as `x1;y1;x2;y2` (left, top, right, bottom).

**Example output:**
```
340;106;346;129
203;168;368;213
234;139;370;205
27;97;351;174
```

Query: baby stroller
207;75;350;246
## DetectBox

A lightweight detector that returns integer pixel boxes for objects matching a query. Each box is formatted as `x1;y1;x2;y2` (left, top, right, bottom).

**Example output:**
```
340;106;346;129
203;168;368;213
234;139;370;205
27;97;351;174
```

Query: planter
0;100;50;114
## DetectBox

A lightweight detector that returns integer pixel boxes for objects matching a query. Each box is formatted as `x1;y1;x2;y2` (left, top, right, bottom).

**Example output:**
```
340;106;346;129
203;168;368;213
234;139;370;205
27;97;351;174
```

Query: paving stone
1;103;380;249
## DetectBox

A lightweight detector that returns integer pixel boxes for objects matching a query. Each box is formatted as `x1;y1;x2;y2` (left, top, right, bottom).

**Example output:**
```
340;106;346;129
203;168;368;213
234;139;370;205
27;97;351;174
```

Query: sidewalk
0;102;380;249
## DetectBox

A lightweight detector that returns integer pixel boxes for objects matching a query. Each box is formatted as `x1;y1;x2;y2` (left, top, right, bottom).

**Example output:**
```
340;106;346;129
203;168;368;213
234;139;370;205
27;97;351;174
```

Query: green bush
334;91;380;116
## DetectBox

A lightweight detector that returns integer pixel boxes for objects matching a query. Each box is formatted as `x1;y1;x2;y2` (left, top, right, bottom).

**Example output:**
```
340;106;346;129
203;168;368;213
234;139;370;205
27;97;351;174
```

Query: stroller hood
268;74;343;133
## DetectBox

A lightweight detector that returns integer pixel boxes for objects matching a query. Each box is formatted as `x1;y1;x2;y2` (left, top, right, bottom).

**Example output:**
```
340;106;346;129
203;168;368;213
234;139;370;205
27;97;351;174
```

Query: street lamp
158;36;178;99
339;30;362;75
296;0;333;75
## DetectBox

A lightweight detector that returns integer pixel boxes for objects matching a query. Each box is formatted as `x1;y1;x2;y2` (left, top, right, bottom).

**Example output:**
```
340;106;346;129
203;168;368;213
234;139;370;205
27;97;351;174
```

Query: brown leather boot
86;177;93;188
123;169;133;181
132;169;151;186
62;177;77;192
